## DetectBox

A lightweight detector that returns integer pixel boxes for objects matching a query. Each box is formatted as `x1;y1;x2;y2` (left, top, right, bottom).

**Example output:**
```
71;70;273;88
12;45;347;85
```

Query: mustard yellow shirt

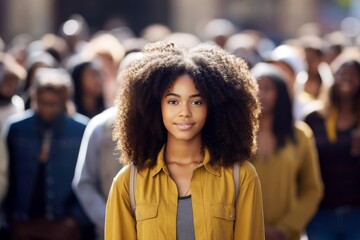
253;122;323;240
105;146;265;240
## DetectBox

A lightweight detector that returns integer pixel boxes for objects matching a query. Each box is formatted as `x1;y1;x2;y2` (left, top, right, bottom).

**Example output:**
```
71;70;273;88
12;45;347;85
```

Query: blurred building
0;0;358;42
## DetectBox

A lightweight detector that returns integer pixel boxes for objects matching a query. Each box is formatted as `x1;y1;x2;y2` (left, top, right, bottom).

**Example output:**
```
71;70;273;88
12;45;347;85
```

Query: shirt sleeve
105;166;137;240
72;118;107;230
275;122;324;238
234;161;265;240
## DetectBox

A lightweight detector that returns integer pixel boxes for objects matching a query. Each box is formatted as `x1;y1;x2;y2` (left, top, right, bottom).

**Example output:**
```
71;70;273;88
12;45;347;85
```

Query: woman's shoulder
295;121;314;139
112;164;132;190
239;161;259;182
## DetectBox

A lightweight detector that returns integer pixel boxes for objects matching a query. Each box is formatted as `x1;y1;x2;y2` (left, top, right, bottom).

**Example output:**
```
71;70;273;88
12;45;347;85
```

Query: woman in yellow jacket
105;42;265;239
251;63;323;240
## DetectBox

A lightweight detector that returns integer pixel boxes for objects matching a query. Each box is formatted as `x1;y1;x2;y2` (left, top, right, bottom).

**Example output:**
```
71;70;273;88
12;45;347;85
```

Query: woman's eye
168;100;178;105
192;100;202;105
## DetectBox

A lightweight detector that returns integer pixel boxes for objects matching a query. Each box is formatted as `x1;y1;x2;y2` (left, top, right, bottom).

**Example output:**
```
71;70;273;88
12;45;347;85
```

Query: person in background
267;44;321;121
251;63;323;240
72;52;143;239
322;31;349;65
224;32;263;69
3;68;94;240
0;53;26;132
60;14;89;59
305;54;360;240
6;34;34;68
22;51;57;109
72;107;120;239
81;33;125;107
41;33;70;65
202;18;237;48
0;54;26;234
70;60;105;118
299;35;332;100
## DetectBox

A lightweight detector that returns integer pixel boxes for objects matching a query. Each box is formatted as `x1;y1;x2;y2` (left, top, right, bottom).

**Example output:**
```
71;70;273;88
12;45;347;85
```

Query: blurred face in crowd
82;64;103;96
270;61;295;94
36;89;65;122
96;53;117;82
258;76;277;116
0;72;19;99
323;46;341;64
334;63;360;100
161;75;208;142
304;48;322;74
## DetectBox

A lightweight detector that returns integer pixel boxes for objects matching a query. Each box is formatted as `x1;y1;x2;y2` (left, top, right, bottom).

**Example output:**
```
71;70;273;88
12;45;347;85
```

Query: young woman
71;60;105;118
305;57;360;239
105;42;265;239
251;63;323;240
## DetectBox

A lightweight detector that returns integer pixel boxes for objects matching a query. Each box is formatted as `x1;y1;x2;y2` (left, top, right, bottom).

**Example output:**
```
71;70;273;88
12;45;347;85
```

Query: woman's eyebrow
189;94;201;98
165;93;181;98
165;93;201;98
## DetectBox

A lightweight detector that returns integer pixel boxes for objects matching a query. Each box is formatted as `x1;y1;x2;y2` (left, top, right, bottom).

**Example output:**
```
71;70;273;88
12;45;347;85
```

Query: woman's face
161;74;208;142
258;76;277;116
82;65;103;96
334;63;360;99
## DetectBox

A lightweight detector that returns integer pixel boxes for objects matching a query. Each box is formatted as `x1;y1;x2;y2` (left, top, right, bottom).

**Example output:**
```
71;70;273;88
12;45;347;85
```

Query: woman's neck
165;135;203;165
82;95;98;112
259;113;274;132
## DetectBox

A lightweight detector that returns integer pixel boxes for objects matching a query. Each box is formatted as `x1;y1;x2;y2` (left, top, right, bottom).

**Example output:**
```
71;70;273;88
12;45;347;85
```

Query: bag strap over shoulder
129;163;137;217
233;162;240;204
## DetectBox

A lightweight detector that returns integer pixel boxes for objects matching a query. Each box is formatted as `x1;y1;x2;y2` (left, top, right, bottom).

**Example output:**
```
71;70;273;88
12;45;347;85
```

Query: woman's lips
174;123;195;130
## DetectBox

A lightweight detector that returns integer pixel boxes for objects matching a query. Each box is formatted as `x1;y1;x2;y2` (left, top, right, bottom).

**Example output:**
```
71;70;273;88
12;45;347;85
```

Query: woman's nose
179;103;192;118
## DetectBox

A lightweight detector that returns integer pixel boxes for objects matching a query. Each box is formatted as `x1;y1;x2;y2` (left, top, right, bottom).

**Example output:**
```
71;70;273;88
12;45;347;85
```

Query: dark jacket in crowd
4;110;90;226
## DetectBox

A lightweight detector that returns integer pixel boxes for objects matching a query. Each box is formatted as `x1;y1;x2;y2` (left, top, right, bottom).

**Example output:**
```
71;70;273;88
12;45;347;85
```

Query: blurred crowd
0;14;359;240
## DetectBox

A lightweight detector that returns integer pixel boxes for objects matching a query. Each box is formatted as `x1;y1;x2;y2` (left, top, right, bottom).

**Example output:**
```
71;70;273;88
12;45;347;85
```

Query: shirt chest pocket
135;204;159;240
210;204;235;240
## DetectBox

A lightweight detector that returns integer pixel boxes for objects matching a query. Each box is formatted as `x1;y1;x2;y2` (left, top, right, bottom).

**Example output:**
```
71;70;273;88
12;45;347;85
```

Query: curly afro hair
114;42;260;170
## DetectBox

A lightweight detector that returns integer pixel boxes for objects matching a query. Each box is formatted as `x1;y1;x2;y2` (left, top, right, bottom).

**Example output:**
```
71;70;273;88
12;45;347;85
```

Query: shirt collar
150;145;221;177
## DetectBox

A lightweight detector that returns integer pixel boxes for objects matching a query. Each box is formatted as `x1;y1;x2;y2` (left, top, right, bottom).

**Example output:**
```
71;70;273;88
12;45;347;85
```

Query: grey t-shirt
176;195;195;240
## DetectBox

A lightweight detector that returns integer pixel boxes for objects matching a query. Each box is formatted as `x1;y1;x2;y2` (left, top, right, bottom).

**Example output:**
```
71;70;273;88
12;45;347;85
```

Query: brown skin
96;53;118;105
270;61;296;95
81;65;103;97
161;75;207;197
257;77;289;240
257;77;277;159
333;63;360;156
304;48;323;98
81;64;103;114
265;227;288;240
36;90;65;122
0;73;19;98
